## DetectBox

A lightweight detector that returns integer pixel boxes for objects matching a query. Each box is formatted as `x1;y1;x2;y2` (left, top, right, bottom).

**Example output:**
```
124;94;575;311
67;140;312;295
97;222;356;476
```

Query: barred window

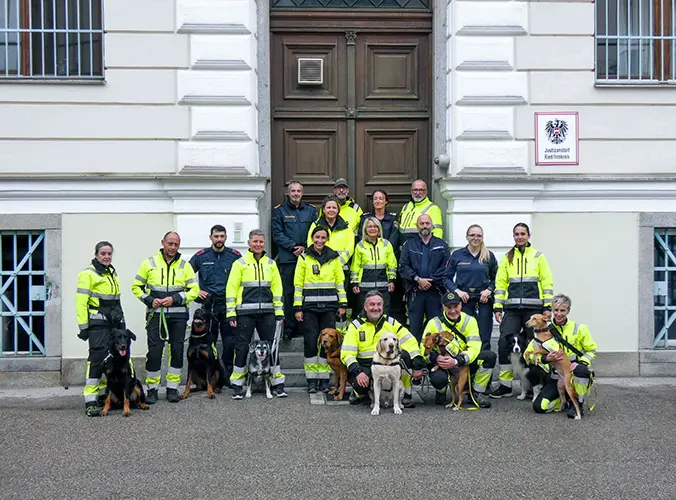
0;0;103;79
596;0;675;83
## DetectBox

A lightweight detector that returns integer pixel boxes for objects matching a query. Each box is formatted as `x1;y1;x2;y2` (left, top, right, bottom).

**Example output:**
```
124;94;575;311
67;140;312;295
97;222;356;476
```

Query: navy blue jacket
398;236;450;293
357;212;399;252
272;200;317;264
188;247;241;299
445;246;498;296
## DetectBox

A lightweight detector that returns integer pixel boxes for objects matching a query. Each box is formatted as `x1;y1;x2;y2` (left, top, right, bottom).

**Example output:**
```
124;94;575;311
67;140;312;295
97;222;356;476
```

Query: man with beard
332;178;363;234
398;214;450;342
272;181;317;339
189;224;241;387
398;179;444;245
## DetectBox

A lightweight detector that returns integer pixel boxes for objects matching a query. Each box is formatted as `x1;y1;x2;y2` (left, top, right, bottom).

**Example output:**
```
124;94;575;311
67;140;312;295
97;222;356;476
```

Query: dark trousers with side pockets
279;262;299;336
231;313;282;388
302;309;336;383
407;289;443;342
145;313;188;391
83;325;112;403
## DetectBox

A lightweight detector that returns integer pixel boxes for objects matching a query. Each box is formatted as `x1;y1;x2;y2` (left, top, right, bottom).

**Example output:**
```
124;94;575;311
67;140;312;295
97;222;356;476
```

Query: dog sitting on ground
319;328;348;401
525;314;582;420
511;335;536;401
181;308;225;400
100;329;149;417
246;340;273;399
423;331;468;411
370;333;403;416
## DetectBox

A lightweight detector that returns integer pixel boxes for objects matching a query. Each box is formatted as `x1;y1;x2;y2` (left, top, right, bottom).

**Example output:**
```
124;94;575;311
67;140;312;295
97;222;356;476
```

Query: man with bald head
398;214;450;341
397;180;444;246
132;231;199;404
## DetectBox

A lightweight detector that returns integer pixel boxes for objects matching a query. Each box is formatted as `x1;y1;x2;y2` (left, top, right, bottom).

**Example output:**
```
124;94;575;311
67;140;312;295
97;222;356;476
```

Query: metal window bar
596;0;676;82
0;231;46;356
0;0;103;79
653;229;676;348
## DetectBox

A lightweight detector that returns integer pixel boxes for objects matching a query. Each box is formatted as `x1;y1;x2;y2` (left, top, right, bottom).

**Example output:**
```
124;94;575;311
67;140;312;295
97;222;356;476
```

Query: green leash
147;307;169;341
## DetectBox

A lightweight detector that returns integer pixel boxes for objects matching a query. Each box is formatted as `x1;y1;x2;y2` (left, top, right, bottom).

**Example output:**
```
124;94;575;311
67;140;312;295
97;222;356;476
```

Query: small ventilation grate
298;58;324;85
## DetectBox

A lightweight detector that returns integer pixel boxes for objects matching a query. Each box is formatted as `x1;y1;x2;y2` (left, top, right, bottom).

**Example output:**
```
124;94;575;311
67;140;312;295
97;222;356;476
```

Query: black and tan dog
100;328;149;417
181;308;225;400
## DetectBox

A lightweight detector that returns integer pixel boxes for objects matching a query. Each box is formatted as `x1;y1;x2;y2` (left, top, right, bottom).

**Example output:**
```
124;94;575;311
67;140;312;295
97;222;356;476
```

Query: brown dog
319;328;348;401
525;314;582;420
422;331;469;410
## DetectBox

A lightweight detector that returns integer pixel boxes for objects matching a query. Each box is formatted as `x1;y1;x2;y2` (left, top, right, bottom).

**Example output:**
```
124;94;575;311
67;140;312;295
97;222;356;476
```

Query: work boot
566;401;584;419
489;384;513;399
317;379;330;393
166;388;180;403
146;389;159;405
434;390;447;405
96;393;107;407
273;384;288;398
472;393;492;409
402;393;415;408
85;402;101;417
348;390;361;405
307;380;318;394
232;387;244;400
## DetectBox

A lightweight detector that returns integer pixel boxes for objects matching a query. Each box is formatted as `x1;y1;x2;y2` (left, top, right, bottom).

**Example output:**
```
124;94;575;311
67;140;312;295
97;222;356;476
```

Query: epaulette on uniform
274;203;282;209
195;248;208;256
229;248;242;256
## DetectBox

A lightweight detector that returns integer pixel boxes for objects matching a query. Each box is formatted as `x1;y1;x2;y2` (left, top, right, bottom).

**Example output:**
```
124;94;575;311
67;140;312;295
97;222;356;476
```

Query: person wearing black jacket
445;224;498;351
272;181;317;339
398;214;450;342
357;189;399;251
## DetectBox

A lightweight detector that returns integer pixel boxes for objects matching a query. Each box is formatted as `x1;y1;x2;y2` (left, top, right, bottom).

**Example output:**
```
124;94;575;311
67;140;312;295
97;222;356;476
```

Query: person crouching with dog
132;231;199;404
341;290;426;408
524;294;597;418
77;241;126;417
421;291;496;408
227;229;287;400
294;226;347;394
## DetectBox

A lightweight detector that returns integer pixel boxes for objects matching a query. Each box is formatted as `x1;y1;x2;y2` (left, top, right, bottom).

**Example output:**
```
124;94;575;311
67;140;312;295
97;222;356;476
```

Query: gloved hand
77;329;89;341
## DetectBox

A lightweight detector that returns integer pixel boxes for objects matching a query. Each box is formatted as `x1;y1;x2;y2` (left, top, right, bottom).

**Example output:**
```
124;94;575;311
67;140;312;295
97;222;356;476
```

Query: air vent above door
297;58;323;85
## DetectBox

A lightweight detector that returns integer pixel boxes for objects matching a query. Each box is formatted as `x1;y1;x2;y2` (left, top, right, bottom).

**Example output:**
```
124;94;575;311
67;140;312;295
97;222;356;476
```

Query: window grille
0;0;103;79
596;0;675;82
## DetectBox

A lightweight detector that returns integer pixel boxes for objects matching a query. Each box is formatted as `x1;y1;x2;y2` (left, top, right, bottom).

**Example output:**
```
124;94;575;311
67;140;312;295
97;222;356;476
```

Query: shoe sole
232;396;243;400
276;393;288;398
489;393;513;399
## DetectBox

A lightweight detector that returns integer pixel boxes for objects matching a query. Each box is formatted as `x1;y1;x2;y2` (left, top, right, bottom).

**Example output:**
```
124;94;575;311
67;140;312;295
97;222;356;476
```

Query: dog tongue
119;349;127;357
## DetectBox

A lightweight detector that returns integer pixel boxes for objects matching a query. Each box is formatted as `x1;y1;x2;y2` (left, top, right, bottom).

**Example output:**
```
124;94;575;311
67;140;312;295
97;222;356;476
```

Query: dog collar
191;331;209;338
372;357;401;366
533;327;549;334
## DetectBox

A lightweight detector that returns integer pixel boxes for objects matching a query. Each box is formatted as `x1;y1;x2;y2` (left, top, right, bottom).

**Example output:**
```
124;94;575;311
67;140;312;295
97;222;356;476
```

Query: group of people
76;178;598;419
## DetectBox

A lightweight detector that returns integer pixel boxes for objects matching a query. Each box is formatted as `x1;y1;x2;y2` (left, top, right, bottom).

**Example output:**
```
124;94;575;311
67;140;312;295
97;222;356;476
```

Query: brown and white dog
423;331;468;410
370;332;403;416
319;328;348;401
525;314;582;420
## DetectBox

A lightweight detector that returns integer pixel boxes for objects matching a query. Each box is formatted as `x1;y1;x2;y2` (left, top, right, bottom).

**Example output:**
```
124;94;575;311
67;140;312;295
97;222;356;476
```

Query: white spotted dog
511;336;541;402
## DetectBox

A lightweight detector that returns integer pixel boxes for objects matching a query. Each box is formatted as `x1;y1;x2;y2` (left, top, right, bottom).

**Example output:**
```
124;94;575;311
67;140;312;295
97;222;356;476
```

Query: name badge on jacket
359;331;365;342
312;264;320;275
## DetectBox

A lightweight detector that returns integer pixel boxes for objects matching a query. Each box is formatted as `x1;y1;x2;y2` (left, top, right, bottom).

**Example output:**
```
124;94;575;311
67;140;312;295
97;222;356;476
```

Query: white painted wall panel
529;3;594;35
454;1;528;33
105;34;190;69
455;141;529;173
455;107;514;137
177;71;254;101
191;107;256;139
0;70;176;104
454;37;514;69
176;0;256;32
190;34;256;68
0;140;175;174
450;214;532;249
178;142;258;172
530;71;676;104
0;105;189;139
455;71;528;101
177;214;260;254
515;36;594;70
517;106;676;140
105;0;175;33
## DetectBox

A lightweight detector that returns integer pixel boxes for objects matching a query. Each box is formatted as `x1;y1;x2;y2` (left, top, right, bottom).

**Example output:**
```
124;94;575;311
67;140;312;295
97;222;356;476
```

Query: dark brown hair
506;223;530;264
94;241;113;255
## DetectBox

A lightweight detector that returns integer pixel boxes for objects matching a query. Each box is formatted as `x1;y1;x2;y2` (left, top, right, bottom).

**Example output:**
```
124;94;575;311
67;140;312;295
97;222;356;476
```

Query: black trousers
497;308;543;367
302;309;336;375
205;300;235;377
461;297;494;352
407;289;443;342
428;350;497;391
232;313;277;373
145;314;188;390
87;325;112;380
350;351;413;396
279;262;298;336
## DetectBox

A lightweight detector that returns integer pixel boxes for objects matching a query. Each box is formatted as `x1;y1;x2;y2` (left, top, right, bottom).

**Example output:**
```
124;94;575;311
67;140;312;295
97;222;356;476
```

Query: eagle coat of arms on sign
534;112;579;166
545;119;568;145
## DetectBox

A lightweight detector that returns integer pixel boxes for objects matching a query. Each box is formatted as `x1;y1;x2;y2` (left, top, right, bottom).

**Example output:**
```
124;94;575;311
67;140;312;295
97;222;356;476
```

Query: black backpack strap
441;315;467;344
548;324;585;359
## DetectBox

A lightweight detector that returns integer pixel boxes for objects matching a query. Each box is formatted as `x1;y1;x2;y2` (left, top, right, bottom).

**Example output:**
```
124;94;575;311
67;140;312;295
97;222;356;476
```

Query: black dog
100;329;149;417
181;308;225;400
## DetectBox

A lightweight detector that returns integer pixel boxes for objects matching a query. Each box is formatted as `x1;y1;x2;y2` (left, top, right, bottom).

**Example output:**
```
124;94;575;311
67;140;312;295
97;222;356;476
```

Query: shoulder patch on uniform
230;248;241;256
353;202;361;210
274;203;282;209
387;316;395;325
195;248;207;255
382;240;390;247
307;202;316;208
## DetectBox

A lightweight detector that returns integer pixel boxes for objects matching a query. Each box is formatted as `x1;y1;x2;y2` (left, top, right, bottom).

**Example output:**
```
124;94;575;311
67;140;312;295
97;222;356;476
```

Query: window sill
595;81;676;88
0;78;105;85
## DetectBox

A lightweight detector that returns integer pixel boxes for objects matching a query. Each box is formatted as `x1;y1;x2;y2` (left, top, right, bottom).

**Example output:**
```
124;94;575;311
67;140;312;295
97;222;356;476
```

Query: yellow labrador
369;332;403;416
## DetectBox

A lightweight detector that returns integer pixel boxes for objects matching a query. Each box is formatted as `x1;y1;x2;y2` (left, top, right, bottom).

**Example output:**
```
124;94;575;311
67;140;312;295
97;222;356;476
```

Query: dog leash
147;307;169;341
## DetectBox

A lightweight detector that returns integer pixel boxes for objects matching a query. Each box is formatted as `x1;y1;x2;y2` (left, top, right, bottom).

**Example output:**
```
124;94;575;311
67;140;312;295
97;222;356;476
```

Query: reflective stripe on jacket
350;238;397;289
493;244;554;311
293;248;346;311
398;197;443;242
421;311;481;365
225;250;283;318
524;320;598;372
131;250;199;316
76;259;124;331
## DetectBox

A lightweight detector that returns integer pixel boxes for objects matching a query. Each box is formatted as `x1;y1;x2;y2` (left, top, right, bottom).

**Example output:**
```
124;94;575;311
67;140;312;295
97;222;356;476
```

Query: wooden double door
270;10;432;212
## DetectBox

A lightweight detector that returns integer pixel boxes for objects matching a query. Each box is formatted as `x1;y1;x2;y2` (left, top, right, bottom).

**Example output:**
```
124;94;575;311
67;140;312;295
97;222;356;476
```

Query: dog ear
126;329;136;341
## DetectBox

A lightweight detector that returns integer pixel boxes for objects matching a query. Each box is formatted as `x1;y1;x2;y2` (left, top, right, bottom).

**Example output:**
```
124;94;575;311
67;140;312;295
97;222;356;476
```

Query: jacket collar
306;245;339;264
158;249;181;265
316;214;349;232
91;258;115;275
408;196;431;206
285;199;305;210
247;249;267;260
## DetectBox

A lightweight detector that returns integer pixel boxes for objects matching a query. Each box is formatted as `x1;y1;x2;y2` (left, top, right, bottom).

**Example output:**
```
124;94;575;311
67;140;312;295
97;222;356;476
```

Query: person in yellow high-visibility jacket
397;180;443;245
226;229;287;399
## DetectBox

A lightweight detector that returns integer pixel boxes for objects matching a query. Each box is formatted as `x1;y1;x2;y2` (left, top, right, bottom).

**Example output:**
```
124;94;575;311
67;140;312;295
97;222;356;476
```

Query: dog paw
394;407;402;415
327;389;336;396
207;393;215;399
100;410;109;417
179;394;188;400
123;410;131;417
370;408;380;416
245;393;252;398
516;393;527;401
334;395;343;401
266;394;273;399
139;404;150;410
574;415;581;421
445;403;453;409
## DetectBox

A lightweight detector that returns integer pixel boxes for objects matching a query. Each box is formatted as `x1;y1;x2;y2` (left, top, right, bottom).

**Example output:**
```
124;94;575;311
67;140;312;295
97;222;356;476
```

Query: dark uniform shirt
445;246;498;296
188;247;241;298
398;236;450;293
272;200;317;264
357;211;399;251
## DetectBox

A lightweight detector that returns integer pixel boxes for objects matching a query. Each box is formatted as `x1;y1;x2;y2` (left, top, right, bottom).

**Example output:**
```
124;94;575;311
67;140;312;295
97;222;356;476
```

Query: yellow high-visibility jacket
398;197;443;241
131;250;199;316
494;244;554;311
350;238;397;289
307;216;355;270
225;250;283;319
341;314;425;376
294;246;346;311
524;319;598;373
421;311;481;365
76;259;124;331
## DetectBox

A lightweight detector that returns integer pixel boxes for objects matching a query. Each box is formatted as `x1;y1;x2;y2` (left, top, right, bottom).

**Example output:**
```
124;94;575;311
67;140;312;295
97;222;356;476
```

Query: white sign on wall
534;112;579;166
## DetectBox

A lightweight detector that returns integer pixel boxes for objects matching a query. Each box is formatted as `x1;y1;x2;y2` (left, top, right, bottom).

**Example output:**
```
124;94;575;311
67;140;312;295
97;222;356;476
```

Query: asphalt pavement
2;379;676;500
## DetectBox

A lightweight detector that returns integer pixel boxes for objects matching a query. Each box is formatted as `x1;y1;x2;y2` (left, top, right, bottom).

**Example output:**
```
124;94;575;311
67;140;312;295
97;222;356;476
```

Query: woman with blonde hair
350;217;397;312
444;224;498;351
